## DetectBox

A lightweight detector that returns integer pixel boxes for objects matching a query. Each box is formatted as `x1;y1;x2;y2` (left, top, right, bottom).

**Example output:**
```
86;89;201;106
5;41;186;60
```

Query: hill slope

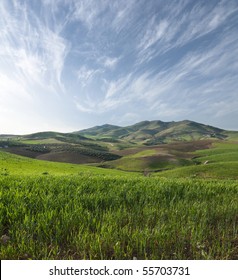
76;120;230;144
1;120;238;173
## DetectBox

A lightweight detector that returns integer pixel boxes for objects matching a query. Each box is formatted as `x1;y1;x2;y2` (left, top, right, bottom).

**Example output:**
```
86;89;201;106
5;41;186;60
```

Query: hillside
1;120;238;176
1;123;238;260
76;120;230;144
0;131;121;164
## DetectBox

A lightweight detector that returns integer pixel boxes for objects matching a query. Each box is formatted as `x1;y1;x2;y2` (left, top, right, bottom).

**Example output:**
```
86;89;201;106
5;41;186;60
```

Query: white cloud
73;0;110;29
1;0;238;132
105;74;132;99
135;0;238;65
103;57;120;69
0;0;70;94
138;19;168;52
75;101;94;113
76;66;102;87
89;22;238;121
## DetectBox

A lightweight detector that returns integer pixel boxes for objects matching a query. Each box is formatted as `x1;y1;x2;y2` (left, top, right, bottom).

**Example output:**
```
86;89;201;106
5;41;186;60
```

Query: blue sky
0;0;238;134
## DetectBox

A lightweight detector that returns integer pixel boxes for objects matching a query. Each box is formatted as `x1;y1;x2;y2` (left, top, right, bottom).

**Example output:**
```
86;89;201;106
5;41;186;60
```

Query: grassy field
0;149;238;260
155;141;238;179
1;175;238;260
0;150;128;177
155;162;238;179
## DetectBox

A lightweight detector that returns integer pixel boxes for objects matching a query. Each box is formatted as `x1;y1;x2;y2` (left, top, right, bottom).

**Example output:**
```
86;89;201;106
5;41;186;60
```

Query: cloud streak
0;0;238;133
1;0;70;87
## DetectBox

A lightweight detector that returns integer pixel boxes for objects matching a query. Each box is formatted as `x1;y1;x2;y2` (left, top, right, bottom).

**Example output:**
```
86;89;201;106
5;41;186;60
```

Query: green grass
103;149;191;172
0;150;130;177
0;144;238;260
196;153;238;164
129;149;157;158
21;138;64;144
155;162;238;179
195;142;238;157
226;132;238;140
0;175;237;260
154;141;238;179
104;157;178;172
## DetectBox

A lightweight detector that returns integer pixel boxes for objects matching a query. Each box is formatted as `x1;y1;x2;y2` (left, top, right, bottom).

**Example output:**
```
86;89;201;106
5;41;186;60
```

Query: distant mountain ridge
1;120;236;145
1;119;238;169
76;120;229;144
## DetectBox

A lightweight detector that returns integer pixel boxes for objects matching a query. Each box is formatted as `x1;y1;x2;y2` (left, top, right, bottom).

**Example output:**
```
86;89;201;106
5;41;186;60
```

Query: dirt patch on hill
162;140;213;152
6;147;46;158
115;140;213;157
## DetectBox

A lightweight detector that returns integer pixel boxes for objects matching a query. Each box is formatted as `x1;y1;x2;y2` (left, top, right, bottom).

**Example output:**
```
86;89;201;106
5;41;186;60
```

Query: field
0;150;127;177
103;140;212;172
155;142;238;179
0;145;238;260
1;174;238;260
1;121;238;260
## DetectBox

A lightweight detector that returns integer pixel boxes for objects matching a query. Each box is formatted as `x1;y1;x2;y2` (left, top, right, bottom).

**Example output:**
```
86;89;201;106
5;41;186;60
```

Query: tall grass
1;175;237;259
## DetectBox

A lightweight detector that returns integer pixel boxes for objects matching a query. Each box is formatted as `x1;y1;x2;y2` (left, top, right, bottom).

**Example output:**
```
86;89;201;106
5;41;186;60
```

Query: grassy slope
156;141;238;179
1;176;238;259
10;135;236;179
105;154;187;172
21;138;65;144
155;162;238;179
78;120;232;144
100;141;212;172
101;139;238;178
0;150;131;177
0;148;238;259
1;132;121;165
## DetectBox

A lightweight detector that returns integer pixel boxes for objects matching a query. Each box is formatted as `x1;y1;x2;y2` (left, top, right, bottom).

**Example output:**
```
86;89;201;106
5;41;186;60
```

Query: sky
0;0;238;134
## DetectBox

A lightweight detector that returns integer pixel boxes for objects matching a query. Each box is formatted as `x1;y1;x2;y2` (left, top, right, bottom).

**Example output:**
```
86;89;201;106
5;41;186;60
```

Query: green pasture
154;141;238;179
195;142;238;157
0;150;130;177
0;175;237;260
155;162;238;179
0;142;238;260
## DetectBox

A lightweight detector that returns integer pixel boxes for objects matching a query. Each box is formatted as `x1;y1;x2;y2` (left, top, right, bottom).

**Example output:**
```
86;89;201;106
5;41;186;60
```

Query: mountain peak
76;120;228;144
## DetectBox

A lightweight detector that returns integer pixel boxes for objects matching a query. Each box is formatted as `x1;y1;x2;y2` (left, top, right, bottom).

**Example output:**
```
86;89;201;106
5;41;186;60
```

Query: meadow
0;149;238;259
155;142;238;179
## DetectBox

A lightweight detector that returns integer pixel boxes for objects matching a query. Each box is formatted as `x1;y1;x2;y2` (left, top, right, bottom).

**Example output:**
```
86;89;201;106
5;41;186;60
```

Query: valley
1;120;238;178
1;120;238;260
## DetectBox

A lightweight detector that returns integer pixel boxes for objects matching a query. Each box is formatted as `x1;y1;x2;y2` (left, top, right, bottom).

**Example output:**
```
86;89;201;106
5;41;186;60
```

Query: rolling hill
1;120;238;176
1;120;238;261
76;120;229;144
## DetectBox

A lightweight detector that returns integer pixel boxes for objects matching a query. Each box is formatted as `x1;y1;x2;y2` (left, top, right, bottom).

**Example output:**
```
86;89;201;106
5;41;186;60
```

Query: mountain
1;120;238;172
76;120;229;144
78;124;121;135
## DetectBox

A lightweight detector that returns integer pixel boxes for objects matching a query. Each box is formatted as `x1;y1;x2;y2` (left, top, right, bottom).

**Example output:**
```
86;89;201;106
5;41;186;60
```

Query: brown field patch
6;147;46;158
36;151;102;164
114;140;213;157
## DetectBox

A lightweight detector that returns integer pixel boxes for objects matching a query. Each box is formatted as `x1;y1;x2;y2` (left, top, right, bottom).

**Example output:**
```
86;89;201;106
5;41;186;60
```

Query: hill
1;120;238;176
153;141;238;179
1;122;238;260
0;131;121;164
78;124;121;137
76;120;230;144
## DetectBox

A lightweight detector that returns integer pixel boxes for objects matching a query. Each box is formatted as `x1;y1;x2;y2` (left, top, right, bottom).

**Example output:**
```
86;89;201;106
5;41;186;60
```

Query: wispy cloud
136;0;238;65
1;0;238;132
0;0;73;133
102;56;120;69
0;0;70;95
78;21;238;122
76;66;103;87
73;0;111;29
